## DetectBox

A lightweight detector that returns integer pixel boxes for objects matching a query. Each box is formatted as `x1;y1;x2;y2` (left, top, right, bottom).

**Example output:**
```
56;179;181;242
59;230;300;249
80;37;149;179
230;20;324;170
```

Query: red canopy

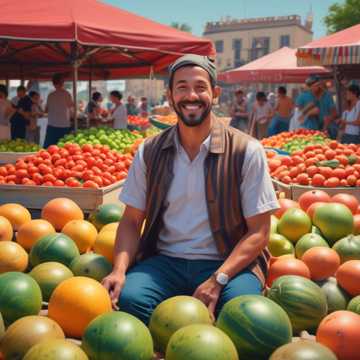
0;0;214;79
297;24;360;66
219;47;329;84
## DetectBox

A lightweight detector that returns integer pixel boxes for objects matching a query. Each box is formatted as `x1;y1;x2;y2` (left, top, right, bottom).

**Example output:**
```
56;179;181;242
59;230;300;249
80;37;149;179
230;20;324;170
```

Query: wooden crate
0;181;124;213
0;152;36;164
272;178;360;202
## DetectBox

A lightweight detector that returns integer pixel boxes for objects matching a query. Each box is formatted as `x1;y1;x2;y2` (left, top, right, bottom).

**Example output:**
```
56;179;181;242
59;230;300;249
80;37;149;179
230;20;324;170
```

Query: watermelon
332;234;360;263
270;215;278;234
295;233;329;259
149;296;212;353
347;296;360;315
166;324;238;360
269;339;337;360
23;339;88;360
317;277;350;313
0;272;42;326
0;315;65;359
268;275;328;334
93;203;125;228
216;295;292;360
0;313;4;341
29;262;74;301
70;253;112;282
29;233;80;267
82;311;153;360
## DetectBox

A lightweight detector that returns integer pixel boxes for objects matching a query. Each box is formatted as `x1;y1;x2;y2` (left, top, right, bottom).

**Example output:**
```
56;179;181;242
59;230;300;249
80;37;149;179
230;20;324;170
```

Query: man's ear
212;85;222;104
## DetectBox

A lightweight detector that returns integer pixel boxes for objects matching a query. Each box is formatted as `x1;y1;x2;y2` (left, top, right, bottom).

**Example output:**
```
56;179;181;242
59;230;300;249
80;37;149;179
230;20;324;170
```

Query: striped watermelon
166;324;238;360
216;295;292;360
347;296;360;315
0;313;4;340
268;275;328;334
29;233;80;267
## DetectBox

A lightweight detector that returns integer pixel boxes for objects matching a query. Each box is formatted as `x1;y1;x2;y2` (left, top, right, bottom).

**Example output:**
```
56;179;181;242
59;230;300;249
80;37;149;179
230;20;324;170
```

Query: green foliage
324;0;360;34
170;22;192;33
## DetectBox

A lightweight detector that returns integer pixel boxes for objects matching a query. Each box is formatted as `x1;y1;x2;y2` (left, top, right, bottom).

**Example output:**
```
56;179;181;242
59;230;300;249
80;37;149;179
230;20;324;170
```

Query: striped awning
297;24;360;66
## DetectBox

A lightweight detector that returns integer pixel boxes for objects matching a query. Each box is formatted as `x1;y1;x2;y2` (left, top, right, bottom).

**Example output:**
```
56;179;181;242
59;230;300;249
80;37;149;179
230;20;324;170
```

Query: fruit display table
0;180;124;213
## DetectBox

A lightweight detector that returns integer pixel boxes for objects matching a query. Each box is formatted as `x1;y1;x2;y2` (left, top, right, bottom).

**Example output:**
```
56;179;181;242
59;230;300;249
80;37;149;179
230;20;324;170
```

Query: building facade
203;14;313;71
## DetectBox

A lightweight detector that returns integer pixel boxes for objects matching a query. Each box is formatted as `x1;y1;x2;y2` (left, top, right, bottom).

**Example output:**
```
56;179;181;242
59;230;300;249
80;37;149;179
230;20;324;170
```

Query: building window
250;37;270;61
280;35;290;48
232;39;242;64
215;40;224;53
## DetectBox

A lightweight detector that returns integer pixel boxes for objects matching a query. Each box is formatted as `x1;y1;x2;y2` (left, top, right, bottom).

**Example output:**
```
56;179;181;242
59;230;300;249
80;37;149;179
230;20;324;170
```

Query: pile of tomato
127;115;150;128
261;129;327;150
0;143;133;188
268;141;360;188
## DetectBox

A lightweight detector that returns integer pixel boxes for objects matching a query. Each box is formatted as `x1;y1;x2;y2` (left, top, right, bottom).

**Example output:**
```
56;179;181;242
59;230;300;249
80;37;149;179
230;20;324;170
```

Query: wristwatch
214;272;229;286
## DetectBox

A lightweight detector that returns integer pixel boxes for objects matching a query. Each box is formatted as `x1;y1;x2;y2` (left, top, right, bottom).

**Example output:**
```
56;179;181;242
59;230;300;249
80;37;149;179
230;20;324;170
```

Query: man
44;73;74;147
86;92;103;126
102;55;278;327
296;75;337;134
0;85;13;140
229;89;248;132
110;90;128;129
27;91;44;144
268;86;294;136
126;96;139;116
9;86;32;140
138;96;149;117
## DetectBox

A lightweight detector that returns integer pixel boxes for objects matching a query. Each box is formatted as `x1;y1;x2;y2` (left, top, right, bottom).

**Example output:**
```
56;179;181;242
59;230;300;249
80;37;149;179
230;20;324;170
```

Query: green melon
29;233;80;267
216;295;292;360
313;203;354;245
268;275;328;334
94;203;125;227
82;311;153;360
23;339;88;360
0;315;65;360
0;312;4;340
166;324;238;360
347;295;360;315
70;253;112;282
29;262;74;302
271;216;278;234
295;233;329;259
269;340;337;360
0;272;42;326
269;234;294;257
317;277;350;313
332;234;360;263
149;296;213;354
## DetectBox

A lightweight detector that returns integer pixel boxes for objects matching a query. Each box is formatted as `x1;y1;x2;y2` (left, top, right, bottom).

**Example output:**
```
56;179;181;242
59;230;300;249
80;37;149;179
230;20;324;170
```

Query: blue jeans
44;125;71;148
119;255;262;324
267;115;289;136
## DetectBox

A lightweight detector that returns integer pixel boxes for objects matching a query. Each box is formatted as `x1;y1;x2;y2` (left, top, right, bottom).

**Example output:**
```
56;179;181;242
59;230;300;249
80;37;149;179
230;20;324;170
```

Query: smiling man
102;54;279;324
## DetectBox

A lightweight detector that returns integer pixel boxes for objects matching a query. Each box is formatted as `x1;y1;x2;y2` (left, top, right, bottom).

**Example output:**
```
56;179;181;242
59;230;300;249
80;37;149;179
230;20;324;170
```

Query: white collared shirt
120;133;278;260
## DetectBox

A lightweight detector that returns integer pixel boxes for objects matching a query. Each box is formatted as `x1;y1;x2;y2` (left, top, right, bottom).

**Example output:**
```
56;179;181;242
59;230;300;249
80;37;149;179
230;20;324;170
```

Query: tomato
82;144;93;152
102;178;112;187
297;163;306;173
316;154;326;161
325;149;336;160
356;179;360;187
15;161;28;170
104;158;115;166
345;166;355;177
91;175;104;187
124;159;132;168
65;160;76;169
47;145;60;154
329;140;338;150
116;171;127;181
15;169;28;178
333;168;346;179
304;151;316;159
306;166;319;177
297;173;310;185
83;180;99;188
72;164;85;172
92;166;102;175
38;164;52;175
43;174;57;183
32;173;43;185
51;153;62;163
54;158;67;167
65;177;81;187
347;175;357;187
319;167;333;179
340;179;349;187
54;179;65;186
72;155;84;162
59;148;69;157
324;177;340;187
42;181;54;186
336;155;349;166
311;174;326;187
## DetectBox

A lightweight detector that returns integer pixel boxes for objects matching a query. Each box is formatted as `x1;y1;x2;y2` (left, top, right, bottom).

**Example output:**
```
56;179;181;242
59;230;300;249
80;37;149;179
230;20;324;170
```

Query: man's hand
193;277;222;316
102;271;126;310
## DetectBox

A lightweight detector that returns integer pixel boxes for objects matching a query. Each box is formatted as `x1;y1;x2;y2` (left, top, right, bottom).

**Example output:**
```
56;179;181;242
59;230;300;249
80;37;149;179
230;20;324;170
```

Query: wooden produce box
0;180;124;213
0;152;36;164
272;178;360;202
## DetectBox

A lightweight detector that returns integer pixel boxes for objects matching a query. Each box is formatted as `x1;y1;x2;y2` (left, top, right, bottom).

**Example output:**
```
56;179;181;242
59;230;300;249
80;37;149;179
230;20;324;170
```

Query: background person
11;85;26;108
27;91;44;144
0;85;13;140
110;90;128;129
138;97;149;117
229;89;248;132
267;86;294;136
126;96;139;116
86;91;103;126
249;91;273;140
44;73;74;147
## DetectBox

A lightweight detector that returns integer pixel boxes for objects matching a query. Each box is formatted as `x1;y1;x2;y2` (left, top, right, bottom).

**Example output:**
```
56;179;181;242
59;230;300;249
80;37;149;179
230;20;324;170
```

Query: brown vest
139;118;270;286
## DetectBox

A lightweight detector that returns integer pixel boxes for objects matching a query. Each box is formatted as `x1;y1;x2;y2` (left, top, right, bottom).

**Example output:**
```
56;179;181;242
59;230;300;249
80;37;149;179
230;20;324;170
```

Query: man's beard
172;99;212;127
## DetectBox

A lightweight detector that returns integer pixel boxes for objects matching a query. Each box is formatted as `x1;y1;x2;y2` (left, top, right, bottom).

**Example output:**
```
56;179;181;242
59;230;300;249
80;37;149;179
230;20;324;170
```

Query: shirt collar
161;114;225;154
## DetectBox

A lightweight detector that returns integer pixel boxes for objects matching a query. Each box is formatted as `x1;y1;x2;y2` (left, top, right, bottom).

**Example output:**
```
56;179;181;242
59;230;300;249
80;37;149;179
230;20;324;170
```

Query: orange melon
0;241;28;273
62;220;98;253
0;203;31;231
0;216;13;242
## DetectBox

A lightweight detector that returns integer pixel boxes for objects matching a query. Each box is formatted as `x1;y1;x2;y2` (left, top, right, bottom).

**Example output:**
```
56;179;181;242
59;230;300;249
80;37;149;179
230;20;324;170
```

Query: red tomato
324;177;340;187
297;173;310;185
42;181;54;186
325;149;336;160
0;167;7;176
47;145;59;154
311;174;326;187
65;177;81;187
306;166;319;177
15;169;28;178
347;175;357;187
54;179;65;187
333;168;346;179
82;144;93;152
319;167;333;179
43;174;57;183
332;193;359;214
91;176;103;187
83;180;99;188
32;173;43;185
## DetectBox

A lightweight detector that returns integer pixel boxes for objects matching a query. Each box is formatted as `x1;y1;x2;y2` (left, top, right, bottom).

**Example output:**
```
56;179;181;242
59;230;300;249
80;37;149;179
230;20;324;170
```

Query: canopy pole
5;78;9;94
334;66;343;116
88;64;93;102
73;64;79;132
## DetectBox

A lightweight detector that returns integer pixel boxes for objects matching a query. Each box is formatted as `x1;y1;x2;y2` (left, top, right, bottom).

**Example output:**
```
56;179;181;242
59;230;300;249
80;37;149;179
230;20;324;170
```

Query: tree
324;0;360;34
170;22;192;33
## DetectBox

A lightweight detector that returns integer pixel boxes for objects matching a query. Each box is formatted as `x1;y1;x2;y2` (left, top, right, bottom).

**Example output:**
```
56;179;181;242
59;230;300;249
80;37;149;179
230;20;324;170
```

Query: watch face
216;273;229;285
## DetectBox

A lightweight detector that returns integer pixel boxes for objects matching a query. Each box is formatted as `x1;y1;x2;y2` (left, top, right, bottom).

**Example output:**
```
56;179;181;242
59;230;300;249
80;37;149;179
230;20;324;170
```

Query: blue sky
105;0;339;39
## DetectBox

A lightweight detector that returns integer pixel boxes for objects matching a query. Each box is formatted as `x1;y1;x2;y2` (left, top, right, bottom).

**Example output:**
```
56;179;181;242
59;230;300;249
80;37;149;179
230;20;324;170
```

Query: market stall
218;47;330;84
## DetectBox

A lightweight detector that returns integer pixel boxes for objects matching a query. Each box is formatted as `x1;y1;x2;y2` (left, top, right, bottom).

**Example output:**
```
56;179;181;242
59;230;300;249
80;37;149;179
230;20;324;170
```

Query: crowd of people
229;75;360;144
0;73;151;146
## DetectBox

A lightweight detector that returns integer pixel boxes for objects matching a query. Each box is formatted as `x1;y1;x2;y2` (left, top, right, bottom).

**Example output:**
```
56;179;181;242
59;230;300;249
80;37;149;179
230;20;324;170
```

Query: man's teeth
184;104;201;110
